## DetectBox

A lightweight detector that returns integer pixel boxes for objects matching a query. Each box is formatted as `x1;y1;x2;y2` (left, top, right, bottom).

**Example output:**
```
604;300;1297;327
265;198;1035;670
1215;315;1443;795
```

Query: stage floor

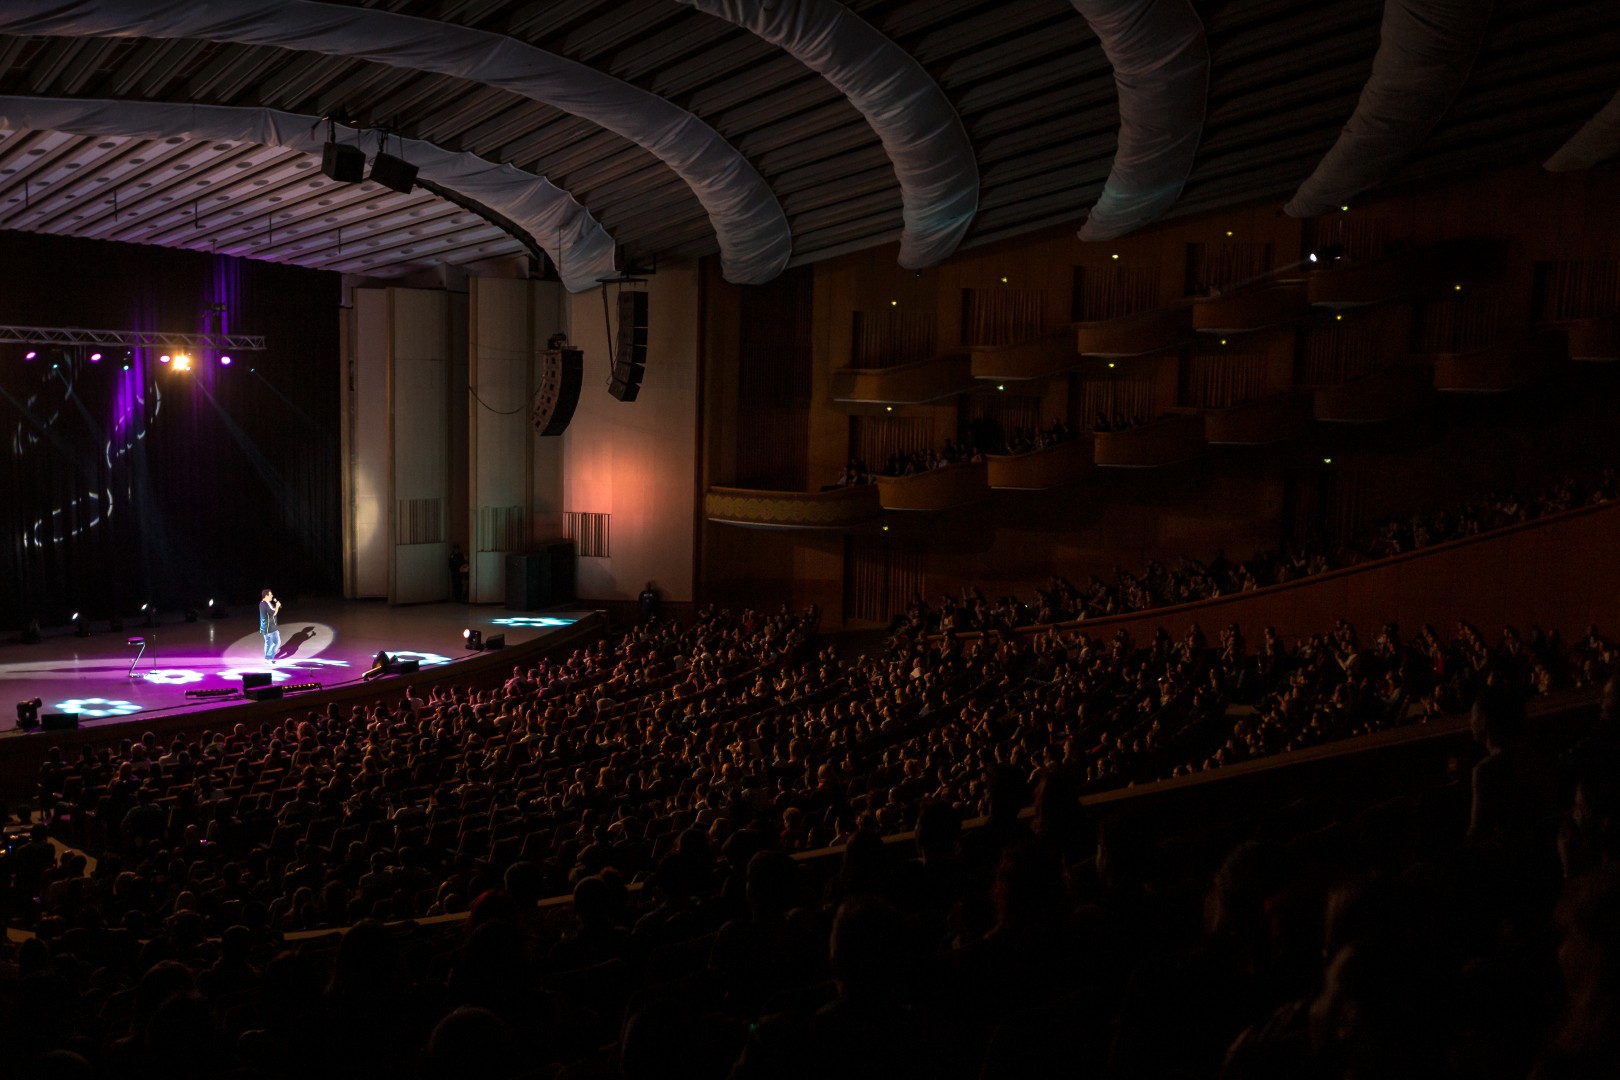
1;599;594;735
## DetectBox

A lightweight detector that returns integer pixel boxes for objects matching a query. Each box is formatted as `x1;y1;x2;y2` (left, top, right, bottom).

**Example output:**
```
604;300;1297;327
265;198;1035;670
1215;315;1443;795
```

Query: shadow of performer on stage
275;626;319;662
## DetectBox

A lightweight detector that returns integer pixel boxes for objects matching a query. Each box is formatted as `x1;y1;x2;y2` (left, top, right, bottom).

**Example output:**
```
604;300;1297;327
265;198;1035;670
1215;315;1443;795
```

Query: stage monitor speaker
394;659;421;675
369;151;418;194
321;141;365;183
610;291;647;402
533;347;584;436
41;713;79;731
245;686;284;702
242;672;272;692
506;541;575;610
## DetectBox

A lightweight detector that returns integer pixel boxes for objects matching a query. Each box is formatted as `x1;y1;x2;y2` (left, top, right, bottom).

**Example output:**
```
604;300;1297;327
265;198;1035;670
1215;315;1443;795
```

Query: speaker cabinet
394;659;421;675
245;686;285;702
610;291;647;401
506;541;576;610
370;151;418;194
321;141;366;183
533;347;584;436
40;713;79;731
242;672;272;692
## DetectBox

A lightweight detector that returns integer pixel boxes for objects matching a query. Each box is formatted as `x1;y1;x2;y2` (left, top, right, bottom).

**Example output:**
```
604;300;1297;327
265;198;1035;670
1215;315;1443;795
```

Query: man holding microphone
259;588;282;665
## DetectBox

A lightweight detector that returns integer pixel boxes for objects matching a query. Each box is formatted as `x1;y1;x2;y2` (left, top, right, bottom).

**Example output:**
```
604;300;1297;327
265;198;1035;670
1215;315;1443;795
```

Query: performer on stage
259;588;282;665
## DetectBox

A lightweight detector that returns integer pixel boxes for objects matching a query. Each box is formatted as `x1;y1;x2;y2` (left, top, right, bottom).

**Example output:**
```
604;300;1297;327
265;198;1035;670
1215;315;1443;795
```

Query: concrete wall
562;265;700;603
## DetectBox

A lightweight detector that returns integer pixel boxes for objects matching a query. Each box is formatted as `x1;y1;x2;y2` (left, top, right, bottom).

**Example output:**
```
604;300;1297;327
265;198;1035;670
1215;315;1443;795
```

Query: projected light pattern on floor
491;616;578;628
54;697;142;718
384;651;452;667
141;668;207;685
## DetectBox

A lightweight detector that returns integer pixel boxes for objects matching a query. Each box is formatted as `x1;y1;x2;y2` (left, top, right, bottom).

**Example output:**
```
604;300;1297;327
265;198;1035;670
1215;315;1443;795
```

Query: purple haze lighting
25;350;37;360
220;355;232;366
89;351;102;362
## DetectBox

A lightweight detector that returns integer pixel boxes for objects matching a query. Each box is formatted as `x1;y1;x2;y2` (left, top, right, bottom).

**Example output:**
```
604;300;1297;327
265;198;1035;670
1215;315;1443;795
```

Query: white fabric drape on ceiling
1285;0;1492;218
680;0;978;270
1069;0;1209;242
1545;88;1620;172
0;0;793;285
0;96;619;291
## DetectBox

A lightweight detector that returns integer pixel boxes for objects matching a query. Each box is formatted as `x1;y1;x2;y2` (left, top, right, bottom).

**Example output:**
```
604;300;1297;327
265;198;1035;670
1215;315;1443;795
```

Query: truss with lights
0;325;267;352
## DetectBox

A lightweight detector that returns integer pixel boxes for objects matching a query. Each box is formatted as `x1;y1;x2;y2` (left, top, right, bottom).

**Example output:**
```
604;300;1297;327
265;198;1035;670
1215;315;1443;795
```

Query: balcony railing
969;331;1078;381
1433;331;1568;392
1313;363;1431;422
985;438;1095;489
1093;415;1205;467
1077;306;1194;357
830;352;976;405
1192;285;1309;333
1204;392;1314;445
705;485;882;529
874;462;990;510
1557;316;1619;362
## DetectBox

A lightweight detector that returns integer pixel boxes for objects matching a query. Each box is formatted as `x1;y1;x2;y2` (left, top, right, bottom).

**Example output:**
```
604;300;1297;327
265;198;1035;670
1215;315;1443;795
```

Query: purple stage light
25;350;37;360
89;352;102;362
220;355;232;366
159;354;171;364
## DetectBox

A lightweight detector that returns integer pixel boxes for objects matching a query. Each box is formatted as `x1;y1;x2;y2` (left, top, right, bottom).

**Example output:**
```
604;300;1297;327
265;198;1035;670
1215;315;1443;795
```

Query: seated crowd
2;560;1617;1077
894;469;1620;635
1091;408;1150;432
2;604;1616;1078
827;418;1078;487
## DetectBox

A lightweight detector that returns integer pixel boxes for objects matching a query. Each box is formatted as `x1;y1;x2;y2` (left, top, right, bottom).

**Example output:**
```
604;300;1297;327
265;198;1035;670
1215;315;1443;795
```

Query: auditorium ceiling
0;0;1613;285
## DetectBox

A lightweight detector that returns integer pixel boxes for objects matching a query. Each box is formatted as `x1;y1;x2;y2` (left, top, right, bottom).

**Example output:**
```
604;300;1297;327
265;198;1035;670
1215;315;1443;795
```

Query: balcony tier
1093;415;1205;467
830;352;976;405
985;438;1095;490
1077;306;1194;357
875;462;990;510
705;485;883;530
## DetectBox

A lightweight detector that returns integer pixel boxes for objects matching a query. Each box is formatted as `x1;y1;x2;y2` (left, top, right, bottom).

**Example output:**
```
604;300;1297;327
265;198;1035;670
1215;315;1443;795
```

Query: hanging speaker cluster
321;141;365;183
370;152;418;194
319;120;417;193
533;347;584;436
610;291;648;402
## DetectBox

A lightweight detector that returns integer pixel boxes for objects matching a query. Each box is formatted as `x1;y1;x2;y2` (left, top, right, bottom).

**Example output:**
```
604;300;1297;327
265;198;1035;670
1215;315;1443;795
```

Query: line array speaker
533;347;584;436
321;141;366;183
370;151;418;194
610;291;648;402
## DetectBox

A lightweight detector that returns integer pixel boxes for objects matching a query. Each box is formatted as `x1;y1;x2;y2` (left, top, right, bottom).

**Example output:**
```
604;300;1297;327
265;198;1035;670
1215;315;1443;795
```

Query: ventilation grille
476;504;525;552
564;511;610;558
396;497;445;545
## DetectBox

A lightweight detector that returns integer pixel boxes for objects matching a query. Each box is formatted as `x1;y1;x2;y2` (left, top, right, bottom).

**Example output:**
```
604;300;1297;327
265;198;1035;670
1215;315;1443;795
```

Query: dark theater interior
1;1;1618;1077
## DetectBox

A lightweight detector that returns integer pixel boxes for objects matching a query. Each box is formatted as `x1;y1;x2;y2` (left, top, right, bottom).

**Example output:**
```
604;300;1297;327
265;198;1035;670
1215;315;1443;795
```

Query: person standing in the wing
259;588;282;665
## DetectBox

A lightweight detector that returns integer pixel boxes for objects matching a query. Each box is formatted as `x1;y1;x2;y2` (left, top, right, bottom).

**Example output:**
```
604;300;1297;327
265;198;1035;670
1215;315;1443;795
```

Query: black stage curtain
0;231;341;629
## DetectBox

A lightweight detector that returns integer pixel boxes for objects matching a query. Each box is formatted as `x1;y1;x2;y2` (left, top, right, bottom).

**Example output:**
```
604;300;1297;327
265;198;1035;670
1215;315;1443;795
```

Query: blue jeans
263;630;281;663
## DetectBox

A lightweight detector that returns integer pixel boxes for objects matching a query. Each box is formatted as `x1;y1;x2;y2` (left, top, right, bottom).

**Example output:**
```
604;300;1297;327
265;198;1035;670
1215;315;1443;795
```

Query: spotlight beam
249;367;317;427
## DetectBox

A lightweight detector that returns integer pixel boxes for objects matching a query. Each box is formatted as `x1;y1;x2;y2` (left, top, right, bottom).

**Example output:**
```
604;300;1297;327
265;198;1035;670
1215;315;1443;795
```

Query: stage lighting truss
0;325;266;354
